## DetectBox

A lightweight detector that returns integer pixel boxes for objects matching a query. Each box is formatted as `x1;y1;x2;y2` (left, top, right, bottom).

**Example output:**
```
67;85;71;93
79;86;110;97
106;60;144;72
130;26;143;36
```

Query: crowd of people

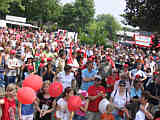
0;27;160;120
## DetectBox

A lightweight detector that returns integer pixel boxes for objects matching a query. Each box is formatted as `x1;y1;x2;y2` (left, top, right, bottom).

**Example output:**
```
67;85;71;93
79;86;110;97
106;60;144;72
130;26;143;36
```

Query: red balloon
48;81;63;97
17;87;36;104
68;96;82;112
156;118;160;120
22;74;43;91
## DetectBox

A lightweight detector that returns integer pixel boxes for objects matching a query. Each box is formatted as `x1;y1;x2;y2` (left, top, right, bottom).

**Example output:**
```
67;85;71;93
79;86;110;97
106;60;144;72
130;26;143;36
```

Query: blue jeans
73;114;87;120
112;109;127;120
7;76;16;85
0;73;4;81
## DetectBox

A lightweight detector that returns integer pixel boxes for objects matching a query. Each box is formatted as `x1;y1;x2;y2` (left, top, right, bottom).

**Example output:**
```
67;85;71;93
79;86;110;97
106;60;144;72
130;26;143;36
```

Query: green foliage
123;0;160;32
27;0;62;23
8;1;25;17
79;14;121;46
0;0;21;13
0;0;22;18
74;0;95;31
96;14;122;41
59;0;95;32
79;21;106;46
58;3;76;31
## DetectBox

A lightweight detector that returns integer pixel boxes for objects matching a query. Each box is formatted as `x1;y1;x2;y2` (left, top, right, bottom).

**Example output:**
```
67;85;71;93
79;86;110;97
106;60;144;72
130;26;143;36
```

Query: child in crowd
0;83;17;120
135;92;153;120
55;87;74;120
101;104;115;120
18;103;34;120
73;90;89;120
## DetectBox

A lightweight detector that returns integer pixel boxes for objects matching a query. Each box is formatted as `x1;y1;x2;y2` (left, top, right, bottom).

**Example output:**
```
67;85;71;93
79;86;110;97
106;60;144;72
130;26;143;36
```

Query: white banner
135;35;151;47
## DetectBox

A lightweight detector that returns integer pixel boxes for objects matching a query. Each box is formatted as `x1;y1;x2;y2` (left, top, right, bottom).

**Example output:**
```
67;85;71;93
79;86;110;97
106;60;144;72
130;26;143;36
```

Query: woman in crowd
110;80;130;120
55;87;74;120
57;65;76;91
35;81;56;120
73;90;89;120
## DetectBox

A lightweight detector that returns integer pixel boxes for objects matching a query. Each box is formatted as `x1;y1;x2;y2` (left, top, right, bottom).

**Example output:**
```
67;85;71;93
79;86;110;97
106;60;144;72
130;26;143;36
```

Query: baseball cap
95;75;102;81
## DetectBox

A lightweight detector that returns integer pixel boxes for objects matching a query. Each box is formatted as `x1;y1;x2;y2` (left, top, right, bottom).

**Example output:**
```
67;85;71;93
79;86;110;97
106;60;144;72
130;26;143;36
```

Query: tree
21;0;62;23
58;3;77;31
0;0;22;18
96;14;122;41
79;20;109;46
123;0;160;32
74;0;95;32
8;1;25;17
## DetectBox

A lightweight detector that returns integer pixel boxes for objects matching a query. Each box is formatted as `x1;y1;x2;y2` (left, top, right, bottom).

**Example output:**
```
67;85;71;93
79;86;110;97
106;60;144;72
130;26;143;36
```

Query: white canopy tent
0;19;39;28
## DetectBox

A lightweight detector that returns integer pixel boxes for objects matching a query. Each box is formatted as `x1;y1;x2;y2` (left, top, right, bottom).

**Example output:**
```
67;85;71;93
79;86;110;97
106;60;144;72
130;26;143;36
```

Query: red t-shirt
106;74;119;93
101;113;115;120
88;85;105;112
1;97;16;120
106;76;115;93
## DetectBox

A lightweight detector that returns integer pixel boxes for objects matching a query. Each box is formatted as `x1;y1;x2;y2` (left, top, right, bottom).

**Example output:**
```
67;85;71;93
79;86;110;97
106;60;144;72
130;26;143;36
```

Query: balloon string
70;111;74;120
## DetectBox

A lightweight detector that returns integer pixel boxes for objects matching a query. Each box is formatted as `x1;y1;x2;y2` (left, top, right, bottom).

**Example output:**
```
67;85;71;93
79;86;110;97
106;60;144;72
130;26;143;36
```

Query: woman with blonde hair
0;83;17;120
35;81;56;120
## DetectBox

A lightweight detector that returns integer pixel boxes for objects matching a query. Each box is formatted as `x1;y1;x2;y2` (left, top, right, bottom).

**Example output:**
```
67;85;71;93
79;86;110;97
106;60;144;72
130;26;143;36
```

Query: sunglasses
120;85;125;87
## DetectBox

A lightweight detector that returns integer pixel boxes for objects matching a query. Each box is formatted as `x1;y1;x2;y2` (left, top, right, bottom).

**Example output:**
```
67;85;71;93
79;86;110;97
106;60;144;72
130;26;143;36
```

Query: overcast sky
61;0;126;22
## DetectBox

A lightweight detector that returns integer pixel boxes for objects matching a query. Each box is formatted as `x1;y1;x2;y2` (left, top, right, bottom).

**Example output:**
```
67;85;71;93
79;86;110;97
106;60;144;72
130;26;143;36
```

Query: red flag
67;42;73;64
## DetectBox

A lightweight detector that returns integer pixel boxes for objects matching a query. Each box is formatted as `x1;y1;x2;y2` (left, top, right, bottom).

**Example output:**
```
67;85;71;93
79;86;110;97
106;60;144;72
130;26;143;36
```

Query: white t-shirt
57;71;75;91
98;98;110;114
56;98;70;120
111;89;130;108
150;61;156;74
135;110;145;120
135;104;149;120
6;57;20;76
67;58;79;71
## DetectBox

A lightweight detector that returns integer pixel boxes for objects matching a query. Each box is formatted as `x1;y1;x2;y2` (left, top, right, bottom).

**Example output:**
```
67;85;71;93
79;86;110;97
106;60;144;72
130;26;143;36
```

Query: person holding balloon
87;75;106;120
72;90;89;120
56;87;74;120
0;83;17;120
18;102;35;120
18;79;35;120
34;81;56;120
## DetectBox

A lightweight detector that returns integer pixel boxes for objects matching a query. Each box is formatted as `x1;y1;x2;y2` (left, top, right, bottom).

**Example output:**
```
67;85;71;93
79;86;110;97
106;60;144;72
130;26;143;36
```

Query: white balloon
98;98;110;114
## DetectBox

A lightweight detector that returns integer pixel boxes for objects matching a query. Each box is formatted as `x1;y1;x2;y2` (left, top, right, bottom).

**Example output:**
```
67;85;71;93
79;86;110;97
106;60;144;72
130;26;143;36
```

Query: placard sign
135;35;151;47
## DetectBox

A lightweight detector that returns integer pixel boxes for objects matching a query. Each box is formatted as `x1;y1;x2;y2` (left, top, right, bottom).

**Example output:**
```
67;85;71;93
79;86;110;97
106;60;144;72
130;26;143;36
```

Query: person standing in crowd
0;47;5;81
42;58;56;82
21;57;34;80
67;52;79;72
130;80;143;102
55;50;66;73
35;81;56;120
18;102;35;120
101;104;115;120
0;83;17;120
73;90;89;120
6;50;20;84
129;63;147;82
56;87;74;120
81;61;97;91
106;70;119;98
57;65;76;91
87;75;106;120
110;80;130;120
135;92;153;120
42;47;53;58
145;73;160;114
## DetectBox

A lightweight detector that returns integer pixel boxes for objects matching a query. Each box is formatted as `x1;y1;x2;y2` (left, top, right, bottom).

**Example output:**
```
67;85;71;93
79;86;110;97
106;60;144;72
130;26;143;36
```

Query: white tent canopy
0;19;39;28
